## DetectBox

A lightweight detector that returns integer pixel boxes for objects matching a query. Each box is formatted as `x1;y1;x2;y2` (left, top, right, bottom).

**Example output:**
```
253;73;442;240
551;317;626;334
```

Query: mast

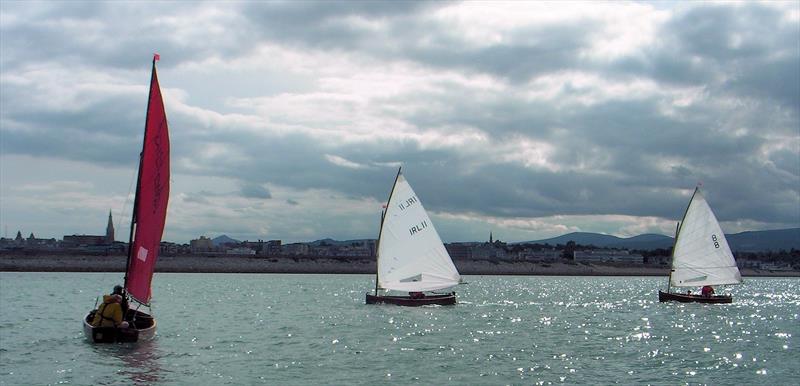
666;221;680;292
124;55;159;299
374;210;384;296
374;166;402;295
667;186;700;292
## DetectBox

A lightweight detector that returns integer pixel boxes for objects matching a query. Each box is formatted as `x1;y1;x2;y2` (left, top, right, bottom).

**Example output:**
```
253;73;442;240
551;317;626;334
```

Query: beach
1;254;796;277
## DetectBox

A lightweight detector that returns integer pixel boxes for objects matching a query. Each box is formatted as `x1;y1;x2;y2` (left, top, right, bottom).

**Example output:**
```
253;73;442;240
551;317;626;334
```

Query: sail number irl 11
409;220;428;236
398;196;418;211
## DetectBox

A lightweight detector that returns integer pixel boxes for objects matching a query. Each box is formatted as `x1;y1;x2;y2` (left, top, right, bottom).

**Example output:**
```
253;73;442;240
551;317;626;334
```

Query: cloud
1;1;797;243
325;154;370;169
240;183;272;199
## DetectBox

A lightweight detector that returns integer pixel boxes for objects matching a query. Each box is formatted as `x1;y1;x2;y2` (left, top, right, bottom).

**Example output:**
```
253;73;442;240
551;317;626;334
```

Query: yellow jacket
91;295;123;327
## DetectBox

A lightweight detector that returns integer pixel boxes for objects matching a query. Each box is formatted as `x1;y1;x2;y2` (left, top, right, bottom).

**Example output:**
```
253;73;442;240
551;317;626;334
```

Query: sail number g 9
711;234;720;249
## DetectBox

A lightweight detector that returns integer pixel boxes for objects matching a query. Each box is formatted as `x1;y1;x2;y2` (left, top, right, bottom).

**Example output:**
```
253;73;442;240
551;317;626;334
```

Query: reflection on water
91;339;165;385
1;273;798;385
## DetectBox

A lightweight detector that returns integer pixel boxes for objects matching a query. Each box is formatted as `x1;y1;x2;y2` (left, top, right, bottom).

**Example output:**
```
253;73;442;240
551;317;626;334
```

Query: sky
1;1;798;244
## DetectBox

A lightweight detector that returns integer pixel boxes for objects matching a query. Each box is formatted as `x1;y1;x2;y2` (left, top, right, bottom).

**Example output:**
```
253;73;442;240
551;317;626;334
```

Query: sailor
112;285;129;316
91;294;130;329
701;285;715;297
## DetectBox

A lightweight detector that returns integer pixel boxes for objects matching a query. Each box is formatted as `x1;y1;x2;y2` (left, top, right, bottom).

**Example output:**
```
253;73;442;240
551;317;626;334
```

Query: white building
573;249;643;263
226;247;256;255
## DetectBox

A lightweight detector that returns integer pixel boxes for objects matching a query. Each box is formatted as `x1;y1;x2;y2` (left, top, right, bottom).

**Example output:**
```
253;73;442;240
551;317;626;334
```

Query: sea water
0;272;798;385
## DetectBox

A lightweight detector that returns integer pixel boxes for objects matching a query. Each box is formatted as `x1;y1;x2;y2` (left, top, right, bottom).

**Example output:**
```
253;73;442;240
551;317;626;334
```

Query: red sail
126;61;170;304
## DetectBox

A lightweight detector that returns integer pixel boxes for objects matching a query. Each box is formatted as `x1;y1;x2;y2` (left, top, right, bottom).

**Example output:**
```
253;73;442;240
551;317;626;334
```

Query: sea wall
1;254;797;277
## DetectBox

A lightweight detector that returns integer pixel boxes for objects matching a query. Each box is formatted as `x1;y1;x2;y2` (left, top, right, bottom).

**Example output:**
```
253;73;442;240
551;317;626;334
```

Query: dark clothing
701;286;715;297
112;286;130;316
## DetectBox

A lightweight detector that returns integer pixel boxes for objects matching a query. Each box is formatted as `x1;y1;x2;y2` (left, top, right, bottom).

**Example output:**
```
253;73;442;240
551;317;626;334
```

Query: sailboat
366;168;461;306
84;54;171;342
658;187;742;304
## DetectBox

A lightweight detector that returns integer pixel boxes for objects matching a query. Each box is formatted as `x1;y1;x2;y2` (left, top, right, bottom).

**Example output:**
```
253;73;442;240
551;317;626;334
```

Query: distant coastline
1;254;797;277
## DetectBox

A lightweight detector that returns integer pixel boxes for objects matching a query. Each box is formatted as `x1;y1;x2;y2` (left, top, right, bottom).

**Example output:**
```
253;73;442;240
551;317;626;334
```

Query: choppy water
0;273;798;385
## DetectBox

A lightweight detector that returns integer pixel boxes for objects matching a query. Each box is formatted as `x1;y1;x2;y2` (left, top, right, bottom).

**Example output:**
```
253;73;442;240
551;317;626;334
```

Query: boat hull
658;290;732;304
83;309;157;343
366;292;456;306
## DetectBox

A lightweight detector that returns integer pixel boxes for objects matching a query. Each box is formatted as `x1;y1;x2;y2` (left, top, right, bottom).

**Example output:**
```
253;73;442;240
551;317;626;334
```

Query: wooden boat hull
366;292;456;306
83;309;157;343
658;290;732;304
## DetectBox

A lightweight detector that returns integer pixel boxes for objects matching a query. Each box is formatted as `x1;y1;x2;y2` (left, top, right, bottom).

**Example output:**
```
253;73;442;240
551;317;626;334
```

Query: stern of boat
83;309;157;343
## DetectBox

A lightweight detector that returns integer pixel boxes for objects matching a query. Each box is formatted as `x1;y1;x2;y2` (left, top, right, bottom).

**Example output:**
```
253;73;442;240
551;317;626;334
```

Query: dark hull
83;309;157;343
366;292;456;306
658;290;732;304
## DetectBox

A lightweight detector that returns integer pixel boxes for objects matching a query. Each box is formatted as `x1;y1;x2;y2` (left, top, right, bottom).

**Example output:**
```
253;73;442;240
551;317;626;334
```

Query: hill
212;235;240;246
524;228;799;252
307;238;373;246
726;228;800;252
523;232;674;250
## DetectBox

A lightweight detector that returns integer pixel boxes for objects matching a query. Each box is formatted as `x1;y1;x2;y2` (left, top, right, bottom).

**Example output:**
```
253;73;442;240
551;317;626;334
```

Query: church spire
489;231;493;244
106;210;115;243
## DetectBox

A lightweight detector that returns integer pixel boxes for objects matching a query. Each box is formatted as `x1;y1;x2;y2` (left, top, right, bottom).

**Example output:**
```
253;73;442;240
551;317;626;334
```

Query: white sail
377;172;461;292
670;188;742;287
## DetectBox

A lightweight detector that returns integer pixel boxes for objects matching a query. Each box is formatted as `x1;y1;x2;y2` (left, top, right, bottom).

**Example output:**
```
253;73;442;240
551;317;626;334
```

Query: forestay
670;188;741;287
377;173;460;292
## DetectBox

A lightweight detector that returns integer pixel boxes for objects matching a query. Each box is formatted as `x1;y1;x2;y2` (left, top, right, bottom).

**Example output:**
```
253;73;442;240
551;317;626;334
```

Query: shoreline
1;254;797;277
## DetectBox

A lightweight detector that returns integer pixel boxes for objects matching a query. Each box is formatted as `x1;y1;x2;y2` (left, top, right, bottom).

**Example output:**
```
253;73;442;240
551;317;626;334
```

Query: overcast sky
1;1;798;244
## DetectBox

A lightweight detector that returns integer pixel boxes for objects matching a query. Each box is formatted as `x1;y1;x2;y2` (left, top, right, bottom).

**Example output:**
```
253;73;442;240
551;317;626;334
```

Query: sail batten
125;60;171;304
377;173;460;292
669;188;741;287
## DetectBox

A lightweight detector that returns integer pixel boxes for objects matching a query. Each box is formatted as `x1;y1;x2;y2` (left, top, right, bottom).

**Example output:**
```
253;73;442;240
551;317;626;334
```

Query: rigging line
119;154;140;236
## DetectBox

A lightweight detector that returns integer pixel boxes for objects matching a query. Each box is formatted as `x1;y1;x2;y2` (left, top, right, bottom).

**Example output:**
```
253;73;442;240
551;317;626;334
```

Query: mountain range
211;235;240;246
524;228;800;252
211;228;799;253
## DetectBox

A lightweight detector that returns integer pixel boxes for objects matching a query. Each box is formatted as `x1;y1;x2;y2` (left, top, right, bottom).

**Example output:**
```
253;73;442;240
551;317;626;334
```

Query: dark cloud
240;183;272;199
0;1;251;72
242;1;442;49
1;1;797;241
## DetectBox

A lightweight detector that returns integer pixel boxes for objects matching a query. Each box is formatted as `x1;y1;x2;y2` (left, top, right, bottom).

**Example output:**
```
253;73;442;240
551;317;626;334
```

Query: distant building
0;232;59;250
335;240;375;258
106;210;115;243
470;233;508;259
190;236;214;253
508;247;561;262
160;241;180;256
573;249;643;264
62;234;108;247
471;243;507;259
240;240;269;255
283;243;309;256
264;240;282;256
227;247;256;255
759;262;792;271
62;211;117;249
445;243;473;260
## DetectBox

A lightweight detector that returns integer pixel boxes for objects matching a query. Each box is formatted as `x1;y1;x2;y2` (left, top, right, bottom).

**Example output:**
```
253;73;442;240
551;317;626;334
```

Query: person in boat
409;292;425;299
701;285;715;297
91;294;129;329
112;285;129;316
